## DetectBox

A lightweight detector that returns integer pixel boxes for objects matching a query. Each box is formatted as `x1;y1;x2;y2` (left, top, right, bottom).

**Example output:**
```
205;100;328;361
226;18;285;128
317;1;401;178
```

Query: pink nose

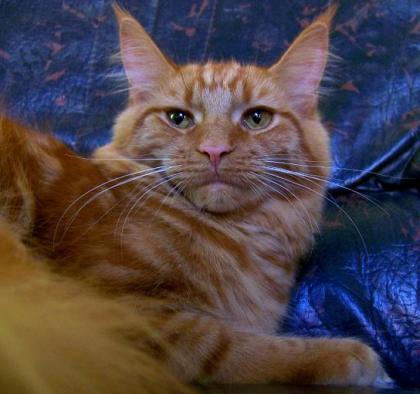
198;144;233;171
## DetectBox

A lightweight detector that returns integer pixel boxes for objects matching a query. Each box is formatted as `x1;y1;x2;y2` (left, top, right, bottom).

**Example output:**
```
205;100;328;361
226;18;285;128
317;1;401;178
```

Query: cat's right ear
113;5;176;101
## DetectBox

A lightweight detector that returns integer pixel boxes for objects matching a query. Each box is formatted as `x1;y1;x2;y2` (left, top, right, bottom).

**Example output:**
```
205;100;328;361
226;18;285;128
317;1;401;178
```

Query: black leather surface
0;0;418;388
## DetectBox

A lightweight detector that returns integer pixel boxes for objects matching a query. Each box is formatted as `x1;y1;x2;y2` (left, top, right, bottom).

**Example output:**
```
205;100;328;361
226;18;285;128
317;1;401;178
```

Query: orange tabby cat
0;5;389;388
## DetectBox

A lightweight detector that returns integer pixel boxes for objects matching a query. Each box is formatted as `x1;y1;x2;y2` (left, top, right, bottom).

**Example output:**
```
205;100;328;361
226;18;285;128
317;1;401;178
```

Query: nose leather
198;144;233;171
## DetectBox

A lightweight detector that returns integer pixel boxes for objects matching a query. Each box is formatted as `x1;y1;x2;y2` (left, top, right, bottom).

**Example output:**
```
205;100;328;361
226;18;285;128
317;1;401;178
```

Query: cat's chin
188;182;249;213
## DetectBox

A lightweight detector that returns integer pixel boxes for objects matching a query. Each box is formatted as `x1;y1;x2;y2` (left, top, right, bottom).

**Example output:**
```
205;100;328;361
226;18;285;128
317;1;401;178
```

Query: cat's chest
185;221;296;332
119;203;299;332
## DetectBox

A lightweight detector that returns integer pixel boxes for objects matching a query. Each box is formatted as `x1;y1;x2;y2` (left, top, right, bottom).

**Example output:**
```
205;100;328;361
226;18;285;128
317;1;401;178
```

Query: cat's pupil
251;111;262;124
171;112;185;125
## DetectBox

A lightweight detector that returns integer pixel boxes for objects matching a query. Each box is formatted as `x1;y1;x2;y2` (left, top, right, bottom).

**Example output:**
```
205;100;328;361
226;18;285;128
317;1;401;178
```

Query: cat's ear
114;5;176;101
269;6;336;116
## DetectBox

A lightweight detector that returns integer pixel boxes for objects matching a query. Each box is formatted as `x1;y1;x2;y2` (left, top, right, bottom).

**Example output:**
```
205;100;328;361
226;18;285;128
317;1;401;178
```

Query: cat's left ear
114;5;176;101
269;6;336;116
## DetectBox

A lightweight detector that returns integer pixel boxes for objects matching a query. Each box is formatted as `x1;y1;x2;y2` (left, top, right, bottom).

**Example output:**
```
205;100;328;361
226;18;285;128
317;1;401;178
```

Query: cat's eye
166;110;194;129
242;108;273;130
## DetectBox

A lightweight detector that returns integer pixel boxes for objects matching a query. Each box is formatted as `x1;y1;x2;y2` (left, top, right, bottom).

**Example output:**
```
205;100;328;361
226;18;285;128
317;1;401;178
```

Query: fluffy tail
0;218;193;394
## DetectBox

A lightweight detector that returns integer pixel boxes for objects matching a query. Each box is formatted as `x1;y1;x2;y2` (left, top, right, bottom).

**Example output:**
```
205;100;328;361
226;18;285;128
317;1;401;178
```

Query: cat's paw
327;339;390;387
374;366;395;389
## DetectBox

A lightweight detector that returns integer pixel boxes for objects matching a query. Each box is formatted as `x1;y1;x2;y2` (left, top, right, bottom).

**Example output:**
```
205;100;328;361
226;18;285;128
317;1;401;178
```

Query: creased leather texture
0;0;418;388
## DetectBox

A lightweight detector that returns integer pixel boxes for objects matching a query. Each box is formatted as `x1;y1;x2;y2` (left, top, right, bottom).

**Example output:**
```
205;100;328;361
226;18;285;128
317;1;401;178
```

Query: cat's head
104;6;334;214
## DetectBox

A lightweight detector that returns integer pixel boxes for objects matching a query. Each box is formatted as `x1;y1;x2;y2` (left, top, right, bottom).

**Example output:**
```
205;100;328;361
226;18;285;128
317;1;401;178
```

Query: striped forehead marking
191;63;245;114
201;63;242;87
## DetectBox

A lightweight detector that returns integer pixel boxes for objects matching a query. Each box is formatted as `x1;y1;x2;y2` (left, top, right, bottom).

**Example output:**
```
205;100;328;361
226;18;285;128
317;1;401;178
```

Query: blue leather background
0;0;418;388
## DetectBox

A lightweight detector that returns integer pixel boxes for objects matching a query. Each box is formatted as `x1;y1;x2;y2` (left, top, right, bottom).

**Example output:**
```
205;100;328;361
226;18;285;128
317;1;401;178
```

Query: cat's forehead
173;62;274;113
192;62;243;87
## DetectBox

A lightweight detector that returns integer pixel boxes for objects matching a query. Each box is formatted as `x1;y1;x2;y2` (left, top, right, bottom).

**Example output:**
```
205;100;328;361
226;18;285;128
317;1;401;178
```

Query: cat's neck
218;194;322;261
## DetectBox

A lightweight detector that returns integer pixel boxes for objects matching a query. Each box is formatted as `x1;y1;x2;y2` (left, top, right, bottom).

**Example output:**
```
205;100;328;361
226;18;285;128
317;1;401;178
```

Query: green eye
242;108;273;130
167;110;194;129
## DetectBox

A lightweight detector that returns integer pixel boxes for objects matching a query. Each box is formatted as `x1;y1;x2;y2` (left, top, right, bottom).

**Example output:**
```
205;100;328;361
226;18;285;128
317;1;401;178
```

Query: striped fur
0;6;388;389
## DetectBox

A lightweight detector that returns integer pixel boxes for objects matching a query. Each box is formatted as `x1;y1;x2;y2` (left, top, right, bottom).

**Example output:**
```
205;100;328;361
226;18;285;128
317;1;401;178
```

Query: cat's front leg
141;309;388;386
212;335;389;386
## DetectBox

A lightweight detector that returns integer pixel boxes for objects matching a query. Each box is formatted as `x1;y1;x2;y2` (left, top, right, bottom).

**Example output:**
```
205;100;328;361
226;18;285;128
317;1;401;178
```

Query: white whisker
54;165;180;246
259;157;406;181
54;166;162;247
117;173;181;245
253;173;320;234
261;168;369;256
261;164;389;217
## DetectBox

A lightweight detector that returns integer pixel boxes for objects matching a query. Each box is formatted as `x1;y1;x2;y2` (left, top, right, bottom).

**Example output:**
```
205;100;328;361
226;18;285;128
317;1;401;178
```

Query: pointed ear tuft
269;5;337;115
113;4;176;101
314;3;337;28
